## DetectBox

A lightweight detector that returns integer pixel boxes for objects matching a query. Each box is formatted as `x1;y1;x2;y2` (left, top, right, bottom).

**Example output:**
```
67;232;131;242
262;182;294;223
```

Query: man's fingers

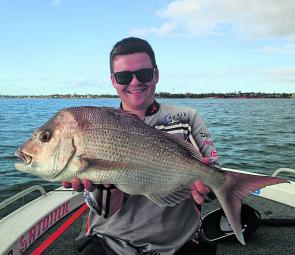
193;180;210;194
71;178;84;192
62;181;72;189
62;179;98;192
201;157;210;165
191;180;211;204
191;189;205;204
83;179;96;192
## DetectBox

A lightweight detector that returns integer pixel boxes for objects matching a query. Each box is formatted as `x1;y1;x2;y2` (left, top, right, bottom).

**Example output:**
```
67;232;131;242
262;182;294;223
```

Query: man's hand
62;179;96;192
191;157;211;204
191;180;211;204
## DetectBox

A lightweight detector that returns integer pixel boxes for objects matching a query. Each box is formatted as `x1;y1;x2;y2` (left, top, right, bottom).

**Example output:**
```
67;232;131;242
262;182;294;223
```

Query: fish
14;106;289;245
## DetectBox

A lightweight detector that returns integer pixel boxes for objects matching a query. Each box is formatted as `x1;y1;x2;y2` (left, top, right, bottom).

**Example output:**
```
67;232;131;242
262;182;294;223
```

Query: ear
111;73;116;86
154;68;159;84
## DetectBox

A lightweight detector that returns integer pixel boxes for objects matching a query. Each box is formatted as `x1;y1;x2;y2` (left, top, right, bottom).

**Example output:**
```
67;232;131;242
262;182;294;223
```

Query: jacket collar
120;100;160;117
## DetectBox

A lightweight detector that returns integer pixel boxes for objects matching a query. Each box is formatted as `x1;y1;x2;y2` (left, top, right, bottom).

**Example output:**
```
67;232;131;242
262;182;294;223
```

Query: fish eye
39;130;51;142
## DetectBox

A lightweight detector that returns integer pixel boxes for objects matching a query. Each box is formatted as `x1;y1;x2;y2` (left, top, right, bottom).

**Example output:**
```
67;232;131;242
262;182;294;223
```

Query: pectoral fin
72;158;138;186
78;157;134;170
147;187;192;206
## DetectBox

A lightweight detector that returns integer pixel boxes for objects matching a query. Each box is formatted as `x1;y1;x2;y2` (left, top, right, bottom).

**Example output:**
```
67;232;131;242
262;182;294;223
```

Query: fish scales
15;106;289;245
79;128;197;193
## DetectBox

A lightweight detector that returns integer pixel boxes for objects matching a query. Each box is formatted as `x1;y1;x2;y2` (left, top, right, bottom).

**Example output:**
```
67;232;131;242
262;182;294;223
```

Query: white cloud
50;0;88;7
265;67;295;83
130;22;176;38
72;77;94;88
258;44;295;56
130;0;295;39
60;77;112;93
158;0;203;18
216;0;295;39
50;0;61;6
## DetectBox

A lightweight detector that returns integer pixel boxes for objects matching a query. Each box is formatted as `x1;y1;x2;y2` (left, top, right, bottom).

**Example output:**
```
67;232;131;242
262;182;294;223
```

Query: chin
132;99;150;107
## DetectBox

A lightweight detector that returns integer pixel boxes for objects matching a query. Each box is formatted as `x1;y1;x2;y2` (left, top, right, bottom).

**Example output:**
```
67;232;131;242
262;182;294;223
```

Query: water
0;98;294;208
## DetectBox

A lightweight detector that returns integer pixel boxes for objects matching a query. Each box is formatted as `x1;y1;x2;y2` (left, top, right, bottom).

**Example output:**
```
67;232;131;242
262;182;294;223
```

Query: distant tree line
155;92;294;98
0;94;119;99
0;92;294;99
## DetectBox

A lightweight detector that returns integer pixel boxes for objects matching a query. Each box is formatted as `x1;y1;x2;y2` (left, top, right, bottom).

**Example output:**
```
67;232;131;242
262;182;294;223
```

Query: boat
0;168;294;255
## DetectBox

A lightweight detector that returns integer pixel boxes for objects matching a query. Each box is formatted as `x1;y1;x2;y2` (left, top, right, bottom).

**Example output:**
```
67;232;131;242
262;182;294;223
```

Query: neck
120;99;158;121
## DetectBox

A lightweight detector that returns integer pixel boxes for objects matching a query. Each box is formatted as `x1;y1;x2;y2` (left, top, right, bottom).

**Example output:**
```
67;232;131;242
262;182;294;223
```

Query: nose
129;74;140;86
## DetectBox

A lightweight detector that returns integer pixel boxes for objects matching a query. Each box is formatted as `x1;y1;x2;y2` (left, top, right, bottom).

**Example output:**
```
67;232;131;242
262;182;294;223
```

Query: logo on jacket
84;191;99;212
164;112;186;125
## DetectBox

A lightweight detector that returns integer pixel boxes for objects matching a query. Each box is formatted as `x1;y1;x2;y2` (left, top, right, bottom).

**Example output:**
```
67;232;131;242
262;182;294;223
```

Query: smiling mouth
127;88;146;94
15;149;32;165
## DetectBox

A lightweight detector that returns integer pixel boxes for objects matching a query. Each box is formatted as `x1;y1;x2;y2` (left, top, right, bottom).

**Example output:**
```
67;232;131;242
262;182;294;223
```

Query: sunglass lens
114;72;133;85
114;68;154;85
136;69;154;83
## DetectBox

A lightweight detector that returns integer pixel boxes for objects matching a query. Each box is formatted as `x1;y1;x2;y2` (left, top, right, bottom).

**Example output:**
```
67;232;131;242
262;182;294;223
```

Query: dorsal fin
164;133;204;161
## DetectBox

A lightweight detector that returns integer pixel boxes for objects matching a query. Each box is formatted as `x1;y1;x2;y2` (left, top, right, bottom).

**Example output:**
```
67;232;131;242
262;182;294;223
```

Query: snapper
15;106;288;244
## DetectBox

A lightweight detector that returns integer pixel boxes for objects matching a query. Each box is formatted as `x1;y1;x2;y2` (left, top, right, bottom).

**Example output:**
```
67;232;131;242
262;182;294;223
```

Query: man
64;37;220;254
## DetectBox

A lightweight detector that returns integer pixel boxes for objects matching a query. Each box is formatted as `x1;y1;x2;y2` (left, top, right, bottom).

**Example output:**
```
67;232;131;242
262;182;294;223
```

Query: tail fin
211;171;289;245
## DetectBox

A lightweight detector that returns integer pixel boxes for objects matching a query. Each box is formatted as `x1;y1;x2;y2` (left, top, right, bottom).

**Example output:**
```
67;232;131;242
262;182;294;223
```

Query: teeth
15;149;24;160
24;154;32;165
15;149;32;165
129;90;144;93
128;87;146;93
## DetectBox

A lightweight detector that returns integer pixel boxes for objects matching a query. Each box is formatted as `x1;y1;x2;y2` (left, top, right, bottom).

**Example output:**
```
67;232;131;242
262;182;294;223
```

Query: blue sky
0;0;294;95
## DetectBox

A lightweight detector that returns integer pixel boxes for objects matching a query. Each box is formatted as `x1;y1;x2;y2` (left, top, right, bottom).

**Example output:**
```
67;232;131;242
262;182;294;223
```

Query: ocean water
0;98;294;207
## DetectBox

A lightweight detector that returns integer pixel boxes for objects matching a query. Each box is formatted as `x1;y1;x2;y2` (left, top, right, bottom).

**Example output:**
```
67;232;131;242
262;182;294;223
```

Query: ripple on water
0;98;294;204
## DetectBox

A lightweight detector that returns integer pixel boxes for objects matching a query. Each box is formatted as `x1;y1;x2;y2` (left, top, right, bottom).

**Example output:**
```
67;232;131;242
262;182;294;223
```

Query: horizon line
0;91;294;98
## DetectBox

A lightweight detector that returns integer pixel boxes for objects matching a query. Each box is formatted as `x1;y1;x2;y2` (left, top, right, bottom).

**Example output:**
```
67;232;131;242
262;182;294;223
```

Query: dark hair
110;37;157;72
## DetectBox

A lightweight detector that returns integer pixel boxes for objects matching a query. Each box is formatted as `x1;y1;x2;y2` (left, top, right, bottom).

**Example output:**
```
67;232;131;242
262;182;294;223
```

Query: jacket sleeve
187;108;221;202
84;185;128;218
188;108;221;169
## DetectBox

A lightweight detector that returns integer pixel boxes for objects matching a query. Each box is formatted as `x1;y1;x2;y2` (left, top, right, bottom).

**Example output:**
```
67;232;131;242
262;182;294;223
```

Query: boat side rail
272;168;295;177
0;185;47;210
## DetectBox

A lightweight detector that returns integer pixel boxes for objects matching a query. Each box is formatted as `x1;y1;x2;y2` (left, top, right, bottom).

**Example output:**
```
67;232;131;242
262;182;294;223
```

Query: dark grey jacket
84;102;221;255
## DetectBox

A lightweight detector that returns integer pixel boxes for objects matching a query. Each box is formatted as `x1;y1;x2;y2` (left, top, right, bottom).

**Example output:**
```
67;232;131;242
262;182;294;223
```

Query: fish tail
211;171;289;245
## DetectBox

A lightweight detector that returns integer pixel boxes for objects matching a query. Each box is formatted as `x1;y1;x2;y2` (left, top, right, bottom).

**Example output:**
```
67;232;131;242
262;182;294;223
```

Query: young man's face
111;52;159;111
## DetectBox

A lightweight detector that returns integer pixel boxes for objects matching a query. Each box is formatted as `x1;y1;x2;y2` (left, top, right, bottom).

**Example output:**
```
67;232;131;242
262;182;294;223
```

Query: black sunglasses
113;68;155;85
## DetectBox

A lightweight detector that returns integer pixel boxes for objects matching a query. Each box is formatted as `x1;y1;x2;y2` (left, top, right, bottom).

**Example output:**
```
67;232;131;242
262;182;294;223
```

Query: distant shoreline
0;92;294;99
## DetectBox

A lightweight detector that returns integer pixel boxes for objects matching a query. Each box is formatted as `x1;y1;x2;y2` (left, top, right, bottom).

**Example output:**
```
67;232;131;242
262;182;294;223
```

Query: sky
0;0;295;95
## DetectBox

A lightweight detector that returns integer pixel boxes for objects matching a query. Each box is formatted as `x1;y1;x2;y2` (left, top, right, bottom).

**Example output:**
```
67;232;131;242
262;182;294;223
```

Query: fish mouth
15;148;32;165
